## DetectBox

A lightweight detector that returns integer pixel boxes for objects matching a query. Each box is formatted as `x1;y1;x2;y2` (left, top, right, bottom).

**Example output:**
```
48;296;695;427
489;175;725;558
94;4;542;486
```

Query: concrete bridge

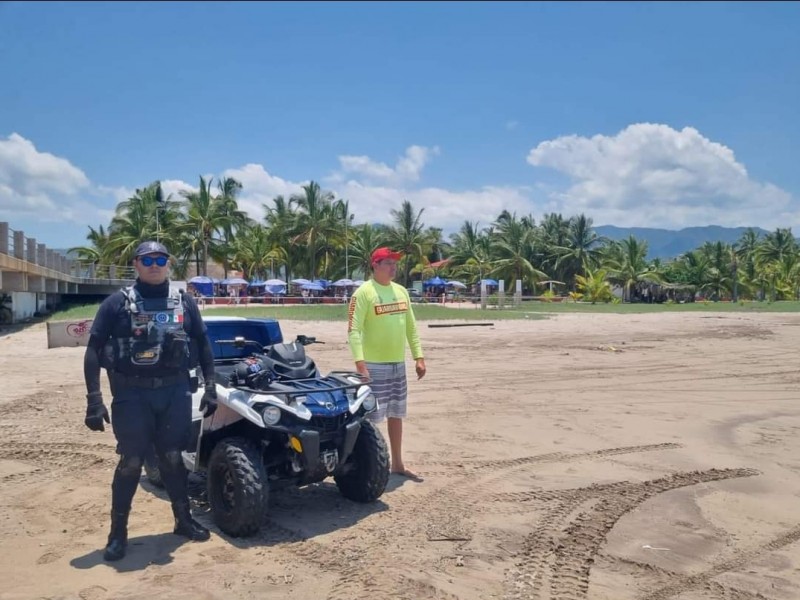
0;222;135;323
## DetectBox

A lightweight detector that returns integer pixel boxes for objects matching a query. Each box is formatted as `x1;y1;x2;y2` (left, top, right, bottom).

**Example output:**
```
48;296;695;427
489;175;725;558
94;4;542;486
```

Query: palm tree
603;236;661;302
553;214;606;288
575;267;614;304
291;181;337;279
212;176;248;277
490;212;548;289
68;224;110;265
348;223;386;280
180;176;235;276
448;221;492;284
263;195;298;280
230;223;279;280
107;181;182;264
386;200;430;287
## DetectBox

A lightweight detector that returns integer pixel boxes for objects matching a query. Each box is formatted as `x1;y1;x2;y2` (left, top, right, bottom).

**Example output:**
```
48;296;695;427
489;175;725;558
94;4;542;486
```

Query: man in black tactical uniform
83;241;219;561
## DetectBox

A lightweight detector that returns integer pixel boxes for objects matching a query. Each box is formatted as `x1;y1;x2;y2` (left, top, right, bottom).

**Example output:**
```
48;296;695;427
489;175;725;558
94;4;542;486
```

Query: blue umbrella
291;278;311;285
189;276;213;284
249;280;267;287
264;278;287;286
301;282;326;292
424;276;447;286
331;278;354;287
481;279;499;286
222;277;249;285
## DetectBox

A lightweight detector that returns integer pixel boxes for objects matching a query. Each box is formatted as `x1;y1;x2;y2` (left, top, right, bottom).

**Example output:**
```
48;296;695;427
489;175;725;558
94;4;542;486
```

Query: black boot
103;510;129;561
172;501;210;541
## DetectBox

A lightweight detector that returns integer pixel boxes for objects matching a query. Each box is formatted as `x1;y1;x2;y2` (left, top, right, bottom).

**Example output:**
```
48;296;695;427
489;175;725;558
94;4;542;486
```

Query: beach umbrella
331;278;354;287
301;282;325;292
291;278;311;285
264;278;287;286
352;280;365;287
424;276;447;286
481;279;499;286
189;276;213;284
446;280;467;289
221;277;249;286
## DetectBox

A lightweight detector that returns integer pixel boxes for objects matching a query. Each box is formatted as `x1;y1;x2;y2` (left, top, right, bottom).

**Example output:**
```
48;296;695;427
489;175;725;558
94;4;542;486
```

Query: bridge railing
70;261;136;280
0;222;135;281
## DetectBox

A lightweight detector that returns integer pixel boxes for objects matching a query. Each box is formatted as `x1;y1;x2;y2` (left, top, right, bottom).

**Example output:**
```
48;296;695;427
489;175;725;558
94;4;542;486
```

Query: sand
1;311;799;600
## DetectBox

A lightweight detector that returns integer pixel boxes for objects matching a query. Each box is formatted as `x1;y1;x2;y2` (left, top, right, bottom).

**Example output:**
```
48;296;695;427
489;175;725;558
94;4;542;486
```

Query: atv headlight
263;405;281;426
362;393;377;412
349;384;375;414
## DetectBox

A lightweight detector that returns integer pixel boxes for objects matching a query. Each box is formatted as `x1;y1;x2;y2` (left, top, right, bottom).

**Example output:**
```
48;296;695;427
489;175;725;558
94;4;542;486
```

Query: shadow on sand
70;532;188;572
139;471;391;550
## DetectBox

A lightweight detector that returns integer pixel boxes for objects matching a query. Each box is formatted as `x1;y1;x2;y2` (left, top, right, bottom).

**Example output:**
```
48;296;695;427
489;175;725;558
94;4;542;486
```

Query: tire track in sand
322;443;686;600
503;468;760;600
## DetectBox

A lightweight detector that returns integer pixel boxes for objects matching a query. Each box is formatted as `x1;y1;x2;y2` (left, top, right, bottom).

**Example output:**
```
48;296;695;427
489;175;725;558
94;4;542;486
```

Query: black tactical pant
109;378;192;513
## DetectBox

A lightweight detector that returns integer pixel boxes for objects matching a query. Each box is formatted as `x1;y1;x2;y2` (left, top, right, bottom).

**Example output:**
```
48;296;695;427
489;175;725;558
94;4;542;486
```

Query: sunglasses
140;255;169;267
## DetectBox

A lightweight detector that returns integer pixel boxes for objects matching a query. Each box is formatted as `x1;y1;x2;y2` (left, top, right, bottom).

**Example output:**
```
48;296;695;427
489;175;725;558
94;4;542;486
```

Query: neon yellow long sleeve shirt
347;280;424;363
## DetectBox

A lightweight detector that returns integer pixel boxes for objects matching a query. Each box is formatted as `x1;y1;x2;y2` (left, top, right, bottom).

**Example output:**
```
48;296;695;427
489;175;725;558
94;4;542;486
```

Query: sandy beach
2;311;800;600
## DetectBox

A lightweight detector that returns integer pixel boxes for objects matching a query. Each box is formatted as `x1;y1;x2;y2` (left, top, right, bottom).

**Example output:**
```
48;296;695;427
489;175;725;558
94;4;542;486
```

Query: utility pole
155;184;164;242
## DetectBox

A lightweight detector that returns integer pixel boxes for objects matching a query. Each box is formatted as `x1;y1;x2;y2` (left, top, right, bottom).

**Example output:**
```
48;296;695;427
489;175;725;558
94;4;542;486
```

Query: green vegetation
71;176;799;305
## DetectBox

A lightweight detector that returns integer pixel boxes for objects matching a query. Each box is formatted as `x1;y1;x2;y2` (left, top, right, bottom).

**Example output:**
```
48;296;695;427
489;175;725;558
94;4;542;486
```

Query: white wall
11;291;37;322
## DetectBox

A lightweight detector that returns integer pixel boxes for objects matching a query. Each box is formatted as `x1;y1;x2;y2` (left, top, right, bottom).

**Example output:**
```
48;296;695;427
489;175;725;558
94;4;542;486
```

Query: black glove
85;391;110;432
199;384;218;417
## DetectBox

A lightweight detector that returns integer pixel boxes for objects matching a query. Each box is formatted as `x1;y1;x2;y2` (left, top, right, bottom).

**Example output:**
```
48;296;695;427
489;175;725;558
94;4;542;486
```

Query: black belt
111;373;187;388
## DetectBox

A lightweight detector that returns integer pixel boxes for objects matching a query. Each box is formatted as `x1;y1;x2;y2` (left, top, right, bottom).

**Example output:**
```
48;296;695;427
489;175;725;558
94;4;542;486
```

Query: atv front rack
225;371;371;399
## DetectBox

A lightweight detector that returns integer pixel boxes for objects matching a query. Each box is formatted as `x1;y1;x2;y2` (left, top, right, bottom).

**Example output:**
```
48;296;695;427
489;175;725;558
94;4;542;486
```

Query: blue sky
1;1;798;249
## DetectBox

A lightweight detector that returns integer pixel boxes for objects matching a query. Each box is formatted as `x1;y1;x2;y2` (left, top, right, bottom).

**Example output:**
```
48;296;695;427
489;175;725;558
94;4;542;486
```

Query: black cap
134;241;171;257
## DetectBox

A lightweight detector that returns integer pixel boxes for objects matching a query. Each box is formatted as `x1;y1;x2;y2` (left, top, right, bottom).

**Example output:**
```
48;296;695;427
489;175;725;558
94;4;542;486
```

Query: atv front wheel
334;420;389;502
207;437;268;537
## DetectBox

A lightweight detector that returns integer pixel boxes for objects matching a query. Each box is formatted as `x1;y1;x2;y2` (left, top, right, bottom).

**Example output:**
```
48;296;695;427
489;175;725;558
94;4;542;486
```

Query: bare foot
391;467;424;482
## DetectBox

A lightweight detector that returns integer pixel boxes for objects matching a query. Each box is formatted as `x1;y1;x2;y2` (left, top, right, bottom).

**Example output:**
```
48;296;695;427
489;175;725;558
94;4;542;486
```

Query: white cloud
5;126;794;251
0;133;89;219
527;123;793;229
334;179;533;235
216;155;531;236
335;145;440;185
160;179;196;202
222;164;307;220
0;133;116;232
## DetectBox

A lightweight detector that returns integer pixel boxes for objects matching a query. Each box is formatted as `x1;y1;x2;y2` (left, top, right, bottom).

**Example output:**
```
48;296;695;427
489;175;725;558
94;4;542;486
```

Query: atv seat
214;364;238;387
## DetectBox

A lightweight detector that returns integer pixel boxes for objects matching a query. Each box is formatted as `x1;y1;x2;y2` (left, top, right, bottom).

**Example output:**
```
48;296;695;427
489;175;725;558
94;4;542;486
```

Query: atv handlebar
214;334;325;352
295;334;324;346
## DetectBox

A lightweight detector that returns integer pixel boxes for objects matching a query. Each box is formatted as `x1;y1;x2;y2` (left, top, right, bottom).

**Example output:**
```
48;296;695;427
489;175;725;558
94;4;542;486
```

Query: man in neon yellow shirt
348;247;427;480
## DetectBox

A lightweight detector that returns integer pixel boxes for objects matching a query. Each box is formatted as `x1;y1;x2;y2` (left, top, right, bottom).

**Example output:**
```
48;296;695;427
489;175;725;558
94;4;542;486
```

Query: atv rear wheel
334;420;389;502
207;437;268;537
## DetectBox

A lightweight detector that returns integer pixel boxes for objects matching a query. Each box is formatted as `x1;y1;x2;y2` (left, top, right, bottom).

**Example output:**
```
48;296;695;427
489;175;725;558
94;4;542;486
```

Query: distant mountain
594;225;772;260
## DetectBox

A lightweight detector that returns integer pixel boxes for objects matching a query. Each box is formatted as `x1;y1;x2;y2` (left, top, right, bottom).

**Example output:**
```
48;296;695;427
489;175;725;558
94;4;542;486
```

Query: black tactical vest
106;285;190;373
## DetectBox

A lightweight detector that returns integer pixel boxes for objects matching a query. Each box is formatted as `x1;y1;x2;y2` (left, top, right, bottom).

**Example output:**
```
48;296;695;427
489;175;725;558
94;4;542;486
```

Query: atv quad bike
144;316;389;537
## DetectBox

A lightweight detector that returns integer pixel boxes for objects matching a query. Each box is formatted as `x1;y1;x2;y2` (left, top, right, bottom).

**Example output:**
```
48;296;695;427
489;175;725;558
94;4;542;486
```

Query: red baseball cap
371;247;403;265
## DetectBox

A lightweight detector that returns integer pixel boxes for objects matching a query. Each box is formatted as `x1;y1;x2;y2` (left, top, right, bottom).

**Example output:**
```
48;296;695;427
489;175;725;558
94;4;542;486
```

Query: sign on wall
47;319;93;348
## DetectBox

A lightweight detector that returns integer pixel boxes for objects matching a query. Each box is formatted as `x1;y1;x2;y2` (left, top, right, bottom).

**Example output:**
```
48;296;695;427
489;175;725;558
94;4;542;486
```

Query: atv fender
339;420;362;464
